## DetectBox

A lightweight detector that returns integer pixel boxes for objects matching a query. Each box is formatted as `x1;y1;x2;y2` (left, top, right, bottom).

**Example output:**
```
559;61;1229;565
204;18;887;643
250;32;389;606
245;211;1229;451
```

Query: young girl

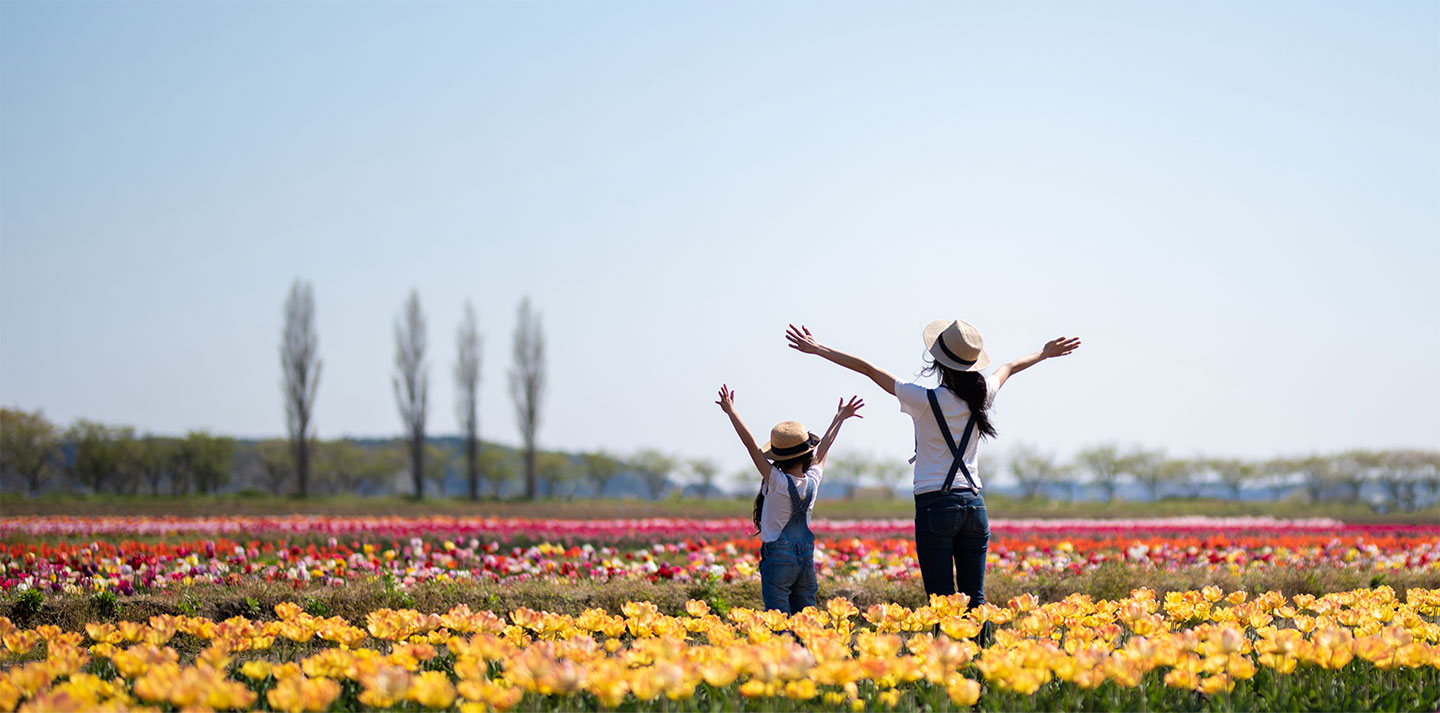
716;384;863;615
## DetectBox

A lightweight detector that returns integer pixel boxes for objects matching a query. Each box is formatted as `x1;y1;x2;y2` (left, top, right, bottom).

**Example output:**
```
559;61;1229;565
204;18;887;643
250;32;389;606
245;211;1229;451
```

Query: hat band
935;335;978;368
770;440;813;457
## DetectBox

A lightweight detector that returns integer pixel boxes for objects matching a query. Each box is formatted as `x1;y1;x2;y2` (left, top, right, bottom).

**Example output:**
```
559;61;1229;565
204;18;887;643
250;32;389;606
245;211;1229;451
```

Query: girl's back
757;464;822;541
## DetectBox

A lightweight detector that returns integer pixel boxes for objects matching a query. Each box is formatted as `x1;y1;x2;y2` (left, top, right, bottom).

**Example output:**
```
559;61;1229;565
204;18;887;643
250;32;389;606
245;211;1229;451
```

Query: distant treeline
997;444;1439;511
2;408;1436;510
822;445;1439;511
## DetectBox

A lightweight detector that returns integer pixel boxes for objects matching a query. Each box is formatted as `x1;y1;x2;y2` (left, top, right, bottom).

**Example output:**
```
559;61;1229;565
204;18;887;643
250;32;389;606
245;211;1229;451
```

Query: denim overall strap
927;388;979;494
779;471;815;541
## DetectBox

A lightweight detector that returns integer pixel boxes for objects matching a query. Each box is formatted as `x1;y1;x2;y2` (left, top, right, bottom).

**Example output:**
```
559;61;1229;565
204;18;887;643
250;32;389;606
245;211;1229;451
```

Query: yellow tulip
195;643;231;672
408;670;458;709
305;676;342;712
265;677;306;713
455;679;487;703
855;631;903;659
1310;627;1356;669
485;683;525;712
1102;657;1142;688
1003;668;1049;695
0;679;21;713
85;622;123;646
1007;593;1039;613
1197;673;1233;695
783;679;818;700
1257;652;1298;674
939;617;982;641
111;644;179;679
3;630;39;656
354;663;411;709
206;678;258;710
241;660;273;681
826;597;859;621
8;661;58;697
1226;654;1257;680
947;676;981;706
271;661;304;680
1163;667;1199;690
877;688;902;708
699;659;738;688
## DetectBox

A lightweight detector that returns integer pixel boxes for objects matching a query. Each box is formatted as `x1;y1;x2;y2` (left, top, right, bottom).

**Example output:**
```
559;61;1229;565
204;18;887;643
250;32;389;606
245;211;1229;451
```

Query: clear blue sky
2;1;1437;481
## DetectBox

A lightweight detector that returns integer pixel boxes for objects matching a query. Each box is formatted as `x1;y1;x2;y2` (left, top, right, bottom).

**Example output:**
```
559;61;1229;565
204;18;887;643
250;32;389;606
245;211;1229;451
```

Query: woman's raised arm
991;336;1082;391
785;324;898;396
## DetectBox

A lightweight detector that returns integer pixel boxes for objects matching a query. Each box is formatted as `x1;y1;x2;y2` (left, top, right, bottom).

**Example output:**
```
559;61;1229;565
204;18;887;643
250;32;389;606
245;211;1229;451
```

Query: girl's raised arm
716;385;770;479
815;396;864;468
991;336;1082;391
785;324;898;396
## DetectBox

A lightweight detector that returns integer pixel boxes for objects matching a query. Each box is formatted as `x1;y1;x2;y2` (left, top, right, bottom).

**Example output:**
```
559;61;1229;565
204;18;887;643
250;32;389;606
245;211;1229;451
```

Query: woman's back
895;375;1000;495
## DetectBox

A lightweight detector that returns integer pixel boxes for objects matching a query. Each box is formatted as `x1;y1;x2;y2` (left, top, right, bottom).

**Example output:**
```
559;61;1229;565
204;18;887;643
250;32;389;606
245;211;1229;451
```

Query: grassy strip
4;492;1438;522
5;563;1437;633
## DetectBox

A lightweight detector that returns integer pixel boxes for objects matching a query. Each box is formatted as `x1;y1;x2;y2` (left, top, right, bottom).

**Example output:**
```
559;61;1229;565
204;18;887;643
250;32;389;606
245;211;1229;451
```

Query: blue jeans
759;539;817;615
914;490;988;606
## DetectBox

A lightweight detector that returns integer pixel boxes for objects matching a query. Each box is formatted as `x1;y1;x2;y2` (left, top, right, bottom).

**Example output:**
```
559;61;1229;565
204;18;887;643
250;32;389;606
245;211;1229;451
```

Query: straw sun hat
923;319;991;372
760;421;819;462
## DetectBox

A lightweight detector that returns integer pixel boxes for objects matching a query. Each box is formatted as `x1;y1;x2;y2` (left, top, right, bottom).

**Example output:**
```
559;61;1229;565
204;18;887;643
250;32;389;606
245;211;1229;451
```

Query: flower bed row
0;515;1400;541
2;587;1438;712
2;523;1438;596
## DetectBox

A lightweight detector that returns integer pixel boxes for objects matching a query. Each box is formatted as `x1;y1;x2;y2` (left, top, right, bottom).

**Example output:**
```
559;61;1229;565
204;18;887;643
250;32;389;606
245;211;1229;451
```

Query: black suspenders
926;389;980;494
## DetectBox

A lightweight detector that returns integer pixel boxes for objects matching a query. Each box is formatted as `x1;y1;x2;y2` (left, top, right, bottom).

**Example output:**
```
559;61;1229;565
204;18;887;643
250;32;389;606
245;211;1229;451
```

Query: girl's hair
921;360;998;440
752;452;815;535
751;490;764;536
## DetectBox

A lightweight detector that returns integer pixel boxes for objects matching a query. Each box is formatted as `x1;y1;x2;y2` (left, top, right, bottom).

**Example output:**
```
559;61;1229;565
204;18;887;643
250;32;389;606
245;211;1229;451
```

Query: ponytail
923;361;998;439
752;489;764;536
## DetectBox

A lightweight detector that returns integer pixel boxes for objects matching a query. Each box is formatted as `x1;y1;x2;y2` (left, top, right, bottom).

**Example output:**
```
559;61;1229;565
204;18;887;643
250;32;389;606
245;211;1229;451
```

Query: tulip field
2;516;1437;594
1;515;1438;711
2;515;1440;593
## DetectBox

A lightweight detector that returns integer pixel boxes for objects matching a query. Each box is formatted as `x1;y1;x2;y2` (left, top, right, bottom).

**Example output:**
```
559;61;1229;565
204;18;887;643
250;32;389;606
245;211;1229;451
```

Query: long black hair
752;451;814;535
921;360;998;440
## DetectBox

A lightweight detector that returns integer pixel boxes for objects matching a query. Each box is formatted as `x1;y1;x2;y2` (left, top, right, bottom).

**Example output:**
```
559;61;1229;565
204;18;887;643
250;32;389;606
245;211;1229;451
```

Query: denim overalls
758;472;818;614
914;389;989;607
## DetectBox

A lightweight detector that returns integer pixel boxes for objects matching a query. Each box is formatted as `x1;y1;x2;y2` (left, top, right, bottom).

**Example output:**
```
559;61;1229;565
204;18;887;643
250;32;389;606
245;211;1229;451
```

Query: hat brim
761;433;820;461
923;319;990;372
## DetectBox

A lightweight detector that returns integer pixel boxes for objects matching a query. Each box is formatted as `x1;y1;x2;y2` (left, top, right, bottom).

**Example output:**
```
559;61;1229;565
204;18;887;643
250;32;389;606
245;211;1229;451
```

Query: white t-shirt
758;465;822;542
895;376;1000;495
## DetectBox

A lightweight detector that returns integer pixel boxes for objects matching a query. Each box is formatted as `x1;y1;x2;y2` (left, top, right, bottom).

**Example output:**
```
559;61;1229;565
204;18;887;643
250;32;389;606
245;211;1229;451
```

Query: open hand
1041;336;1082;359
837;395;865;420
785;324;823;355
715;384;737;414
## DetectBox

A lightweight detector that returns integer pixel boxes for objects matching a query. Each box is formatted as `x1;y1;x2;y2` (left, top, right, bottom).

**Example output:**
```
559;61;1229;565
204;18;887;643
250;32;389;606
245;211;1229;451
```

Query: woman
785;320;1080;606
